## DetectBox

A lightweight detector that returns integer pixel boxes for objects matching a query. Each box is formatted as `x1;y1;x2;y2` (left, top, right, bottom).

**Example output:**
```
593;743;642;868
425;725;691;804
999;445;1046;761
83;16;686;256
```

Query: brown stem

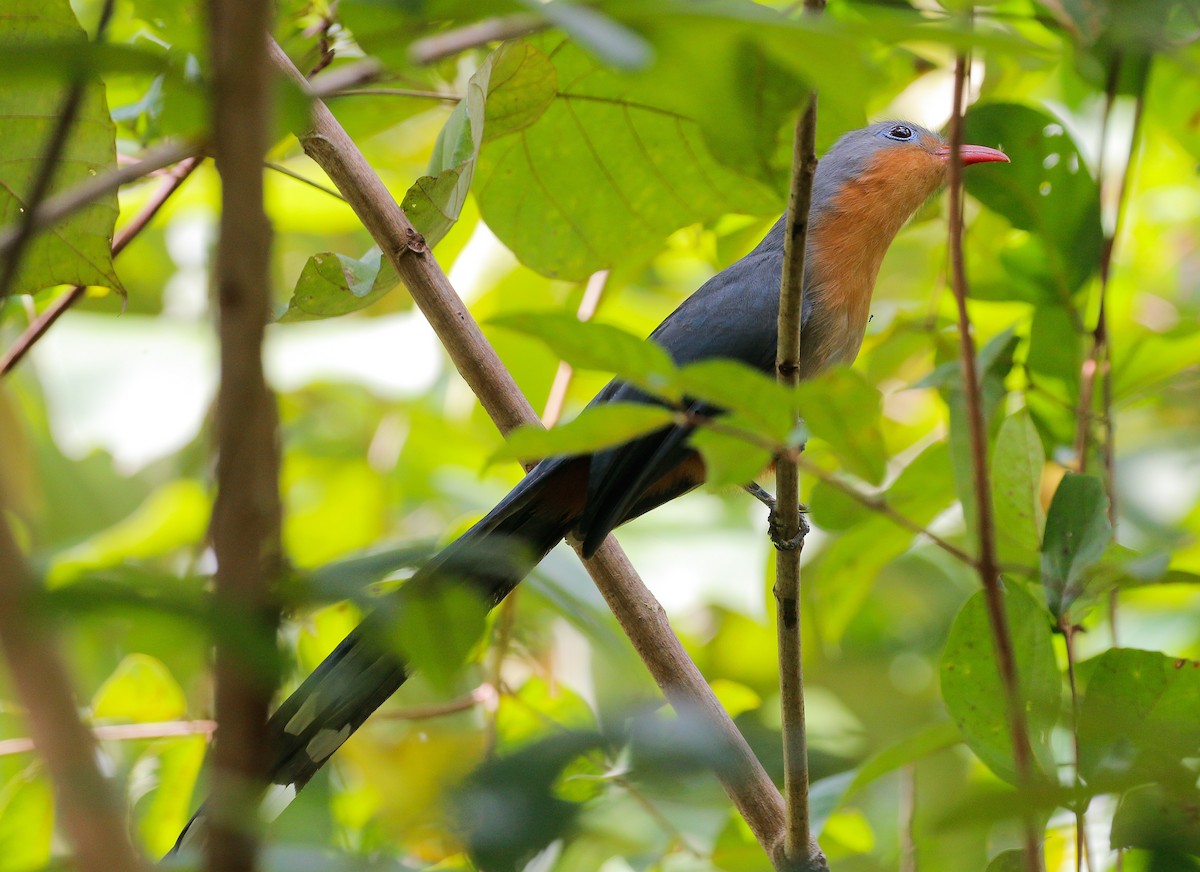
0;720;217;757
0;519;148;872
0;156;201;377
946;49;1041;872
408;14;547;65
268;38;790;860
1062;621;1093;872
206;2;282;871
375;685;497;721
773;0;825;864
0;140;200;270
796;457;979;569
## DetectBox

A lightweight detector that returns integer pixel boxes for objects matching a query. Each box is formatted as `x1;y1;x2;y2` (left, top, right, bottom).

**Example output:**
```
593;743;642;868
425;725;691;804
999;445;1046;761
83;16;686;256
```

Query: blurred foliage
1;0;1200;870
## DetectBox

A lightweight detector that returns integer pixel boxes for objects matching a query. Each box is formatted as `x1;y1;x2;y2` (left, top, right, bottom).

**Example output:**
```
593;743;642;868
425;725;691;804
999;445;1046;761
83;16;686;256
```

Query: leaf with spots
940;583;1060;785
0;0;122;296
1041;472;1111;619
1077;648;1200;785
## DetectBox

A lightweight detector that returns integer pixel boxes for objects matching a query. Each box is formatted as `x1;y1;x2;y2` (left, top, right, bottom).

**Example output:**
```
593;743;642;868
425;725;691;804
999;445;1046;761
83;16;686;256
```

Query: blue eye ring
884;124;914;141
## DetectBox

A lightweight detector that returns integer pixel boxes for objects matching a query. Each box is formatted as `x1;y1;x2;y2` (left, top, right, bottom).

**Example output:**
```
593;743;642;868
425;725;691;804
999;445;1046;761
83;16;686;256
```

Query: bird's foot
742;483;809;551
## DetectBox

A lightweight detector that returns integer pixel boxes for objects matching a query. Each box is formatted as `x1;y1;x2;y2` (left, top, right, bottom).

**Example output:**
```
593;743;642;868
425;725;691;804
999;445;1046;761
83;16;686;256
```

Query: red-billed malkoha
173;120;1008;849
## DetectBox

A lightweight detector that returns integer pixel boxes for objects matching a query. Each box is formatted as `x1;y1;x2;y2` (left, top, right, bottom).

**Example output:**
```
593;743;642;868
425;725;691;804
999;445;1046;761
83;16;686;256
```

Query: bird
172;120;1008;851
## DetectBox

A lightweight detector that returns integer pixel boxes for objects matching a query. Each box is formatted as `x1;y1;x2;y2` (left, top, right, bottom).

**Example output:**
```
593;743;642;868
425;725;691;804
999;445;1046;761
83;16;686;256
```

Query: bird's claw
743;483;809;551
768;504;810;551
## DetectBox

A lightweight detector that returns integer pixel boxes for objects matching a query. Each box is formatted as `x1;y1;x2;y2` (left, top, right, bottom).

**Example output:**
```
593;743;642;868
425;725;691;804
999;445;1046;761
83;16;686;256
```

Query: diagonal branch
268;37;789;858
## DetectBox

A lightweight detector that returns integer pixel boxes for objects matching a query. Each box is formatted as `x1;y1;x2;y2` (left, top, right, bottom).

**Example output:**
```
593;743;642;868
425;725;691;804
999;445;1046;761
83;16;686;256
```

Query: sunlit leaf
490;312;678;393
0;766;53;872
277;249;397;322
676;358;796;442
489;402;674;464
0;0;122;295
795;367;887;485
92;653;188;722
690;423;775;489
134;735;207;857
964;102;1102;295
992;410;1046;575
940;583;1059;784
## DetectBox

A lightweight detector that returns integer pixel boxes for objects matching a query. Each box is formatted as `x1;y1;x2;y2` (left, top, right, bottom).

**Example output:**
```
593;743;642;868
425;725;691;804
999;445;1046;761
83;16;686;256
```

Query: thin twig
1062;621;1092;872
330;87;461;101
0;518;148;872
796;457;979;569
0;720;218;757
899;764;917;872
375;684;497;721
264;161;346;201
269;38;789;857
409;13;547;66
946;49;1041;872
0;140;200;269
206;1;282;870
773;0;825;866
0;156;202;377
543;270;610;426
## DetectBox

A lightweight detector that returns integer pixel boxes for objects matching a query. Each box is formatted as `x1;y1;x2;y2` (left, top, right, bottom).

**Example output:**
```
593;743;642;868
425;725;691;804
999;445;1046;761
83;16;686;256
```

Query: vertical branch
945;50;1041;872
0;520;147;872
206;2;282;871
774;1;824;867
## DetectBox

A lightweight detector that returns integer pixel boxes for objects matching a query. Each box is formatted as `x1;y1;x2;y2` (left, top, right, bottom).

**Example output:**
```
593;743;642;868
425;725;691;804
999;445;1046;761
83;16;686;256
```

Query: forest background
1;1;1199;871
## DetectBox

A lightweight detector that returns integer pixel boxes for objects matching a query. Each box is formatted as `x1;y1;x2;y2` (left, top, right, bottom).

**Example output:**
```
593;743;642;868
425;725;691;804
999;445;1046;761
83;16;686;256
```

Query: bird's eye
886;125;914;141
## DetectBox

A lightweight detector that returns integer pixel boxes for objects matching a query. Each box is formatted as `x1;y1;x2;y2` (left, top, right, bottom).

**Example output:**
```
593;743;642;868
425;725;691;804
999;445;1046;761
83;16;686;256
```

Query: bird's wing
576;235;799;555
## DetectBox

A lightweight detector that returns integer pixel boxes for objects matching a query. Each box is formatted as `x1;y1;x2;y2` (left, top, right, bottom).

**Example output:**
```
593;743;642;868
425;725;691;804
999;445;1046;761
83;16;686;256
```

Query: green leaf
134;735;207;857
490;402;674;465
676;359;796;443
813;442;957;643
490;312;678;394
992;410;1046;576
278;249;397;322
1077;648;1200;784
1111;783;1200;856
395;581;490;692
1025;302;1084;449
1041;473;1111;618
91;653;188;722
690;425;774;490
455;731;603;872
0;766;53;872
0;0;122;296
843;721;961;800
795;367;887;485
986;850;1026;872
964;103;1103;296
474;34;780;280
940;583;1059;784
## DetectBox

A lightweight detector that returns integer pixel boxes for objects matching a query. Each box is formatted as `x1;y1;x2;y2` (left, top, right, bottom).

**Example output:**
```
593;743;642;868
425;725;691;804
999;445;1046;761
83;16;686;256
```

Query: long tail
170;457;585;854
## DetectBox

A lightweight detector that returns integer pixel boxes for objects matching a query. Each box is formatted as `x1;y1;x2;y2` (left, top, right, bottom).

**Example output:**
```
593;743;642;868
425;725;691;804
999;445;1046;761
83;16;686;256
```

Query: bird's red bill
938;144;1010;165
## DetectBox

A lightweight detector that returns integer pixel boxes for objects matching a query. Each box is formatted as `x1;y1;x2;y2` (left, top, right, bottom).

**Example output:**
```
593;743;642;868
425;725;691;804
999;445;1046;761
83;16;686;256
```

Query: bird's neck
801;150;944;375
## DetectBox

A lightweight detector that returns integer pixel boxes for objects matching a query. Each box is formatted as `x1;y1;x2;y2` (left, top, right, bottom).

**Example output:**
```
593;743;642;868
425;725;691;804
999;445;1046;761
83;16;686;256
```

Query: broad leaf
940;583;1059;784
277;249;397;322
1041;472;1111;618
489;402;674;464
0;0;122;296
992;410;1046;576
0;766;53;872
91;653;187;722
795;367;887;485
490;312;678;394
1077;648;1200;784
